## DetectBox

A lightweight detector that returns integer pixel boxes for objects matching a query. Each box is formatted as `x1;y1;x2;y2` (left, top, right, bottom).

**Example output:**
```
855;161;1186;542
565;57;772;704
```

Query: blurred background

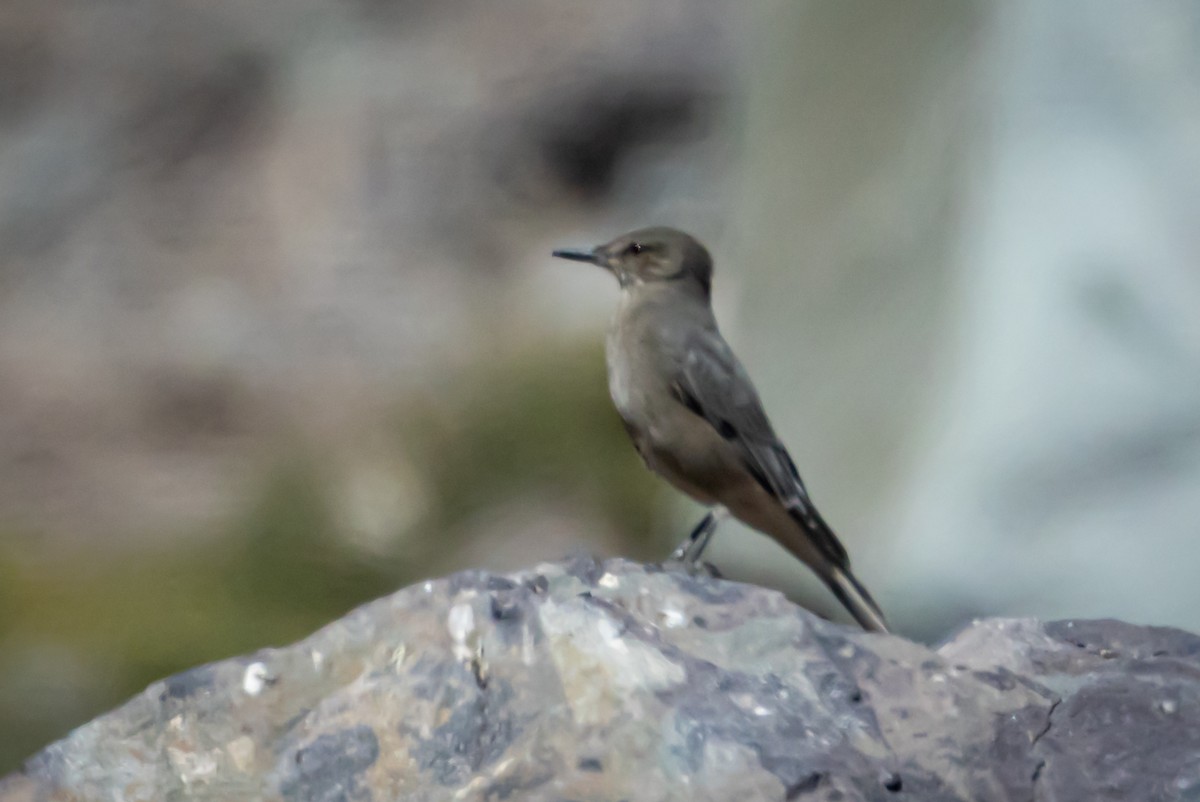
3;0;1200;772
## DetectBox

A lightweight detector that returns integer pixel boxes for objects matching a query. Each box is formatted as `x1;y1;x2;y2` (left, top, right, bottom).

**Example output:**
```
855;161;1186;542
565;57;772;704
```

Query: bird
552;227;889;632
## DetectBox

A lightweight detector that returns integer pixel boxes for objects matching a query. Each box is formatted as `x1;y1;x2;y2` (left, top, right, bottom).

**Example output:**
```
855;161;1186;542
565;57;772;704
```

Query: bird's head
553;227;712;296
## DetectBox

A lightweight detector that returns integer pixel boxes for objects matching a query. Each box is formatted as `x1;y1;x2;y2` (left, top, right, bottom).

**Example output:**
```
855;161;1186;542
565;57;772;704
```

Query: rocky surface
3;557;1198;802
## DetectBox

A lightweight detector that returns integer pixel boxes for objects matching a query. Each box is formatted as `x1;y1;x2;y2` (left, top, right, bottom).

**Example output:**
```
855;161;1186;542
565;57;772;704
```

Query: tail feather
826;566;890;633
788;506;890;633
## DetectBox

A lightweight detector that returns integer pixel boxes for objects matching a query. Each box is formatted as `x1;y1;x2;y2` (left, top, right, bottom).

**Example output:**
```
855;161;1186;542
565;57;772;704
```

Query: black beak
552;248;599;265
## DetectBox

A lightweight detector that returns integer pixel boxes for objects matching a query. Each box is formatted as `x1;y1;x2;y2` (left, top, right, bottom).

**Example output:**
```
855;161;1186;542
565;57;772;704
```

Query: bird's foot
669;507;727;563
667;539;696;563
661;558;723;579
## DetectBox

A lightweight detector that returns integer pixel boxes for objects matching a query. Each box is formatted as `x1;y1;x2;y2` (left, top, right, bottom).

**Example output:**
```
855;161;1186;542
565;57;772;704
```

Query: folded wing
670;330;849;569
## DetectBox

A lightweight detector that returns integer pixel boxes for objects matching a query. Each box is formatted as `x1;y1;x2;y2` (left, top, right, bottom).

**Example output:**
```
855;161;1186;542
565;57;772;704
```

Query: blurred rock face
880;0;1200;633
721;0;1200;638
0;0;737;544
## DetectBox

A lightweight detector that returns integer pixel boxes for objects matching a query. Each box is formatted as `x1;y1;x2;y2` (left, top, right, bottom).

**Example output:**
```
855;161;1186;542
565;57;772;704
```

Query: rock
2;557;1198;801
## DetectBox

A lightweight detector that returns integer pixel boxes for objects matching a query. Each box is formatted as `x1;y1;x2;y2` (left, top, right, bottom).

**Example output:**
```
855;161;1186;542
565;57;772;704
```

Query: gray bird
553;227;889;632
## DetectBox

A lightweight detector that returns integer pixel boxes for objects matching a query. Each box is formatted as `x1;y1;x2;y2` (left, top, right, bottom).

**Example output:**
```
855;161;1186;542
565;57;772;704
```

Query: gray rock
3;558;1198;801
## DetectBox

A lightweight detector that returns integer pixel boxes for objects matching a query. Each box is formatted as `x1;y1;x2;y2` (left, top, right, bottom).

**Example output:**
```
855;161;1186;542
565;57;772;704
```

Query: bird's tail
824;565;890;633
783;504;891;633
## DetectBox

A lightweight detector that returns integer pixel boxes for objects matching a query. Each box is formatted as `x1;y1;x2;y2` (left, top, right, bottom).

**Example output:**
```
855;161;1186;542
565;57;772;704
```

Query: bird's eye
626;242;644;256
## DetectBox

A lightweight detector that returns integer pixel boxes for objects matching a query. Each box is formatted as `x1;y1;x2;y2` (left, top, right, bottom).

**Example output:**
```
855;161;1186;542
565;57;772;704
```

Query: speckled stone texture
3;558;1199;802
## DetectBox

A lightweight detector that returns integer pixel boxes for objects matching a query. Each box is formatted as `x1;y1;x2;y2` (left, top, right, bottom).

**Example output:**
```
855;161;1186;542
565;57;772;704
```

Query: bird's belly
605;317;734;503
626;405;742;506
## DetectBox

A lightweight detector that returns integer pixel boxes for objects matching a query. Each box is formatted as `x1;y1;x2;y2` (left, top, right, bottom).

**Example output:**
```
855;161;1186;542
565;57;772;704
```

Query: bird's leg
668;506;729;565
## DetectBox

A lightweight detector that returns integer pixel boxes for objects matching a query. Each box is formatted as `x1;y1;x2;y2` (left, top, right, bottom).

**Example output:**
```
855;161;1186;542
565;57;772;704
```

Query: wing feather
671;332;848;567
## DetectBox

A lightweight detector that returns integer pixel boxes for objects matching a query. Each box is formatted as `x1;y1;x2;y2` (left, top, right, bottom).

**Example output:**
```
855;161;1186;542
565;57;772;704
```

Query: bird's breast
605;331;651;425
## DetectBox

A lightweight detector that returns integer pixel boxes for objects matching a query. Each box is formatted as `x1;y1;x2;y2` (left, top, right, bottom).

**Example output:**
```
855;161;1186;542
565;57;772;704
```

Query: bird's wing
671;330;848;567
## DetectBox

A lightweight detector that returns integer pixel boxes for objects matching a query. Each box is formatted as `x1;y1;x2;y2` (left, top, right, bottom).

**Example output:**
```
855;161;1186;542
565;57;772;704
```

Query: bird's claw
667;542;692;563
661;558;722;579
